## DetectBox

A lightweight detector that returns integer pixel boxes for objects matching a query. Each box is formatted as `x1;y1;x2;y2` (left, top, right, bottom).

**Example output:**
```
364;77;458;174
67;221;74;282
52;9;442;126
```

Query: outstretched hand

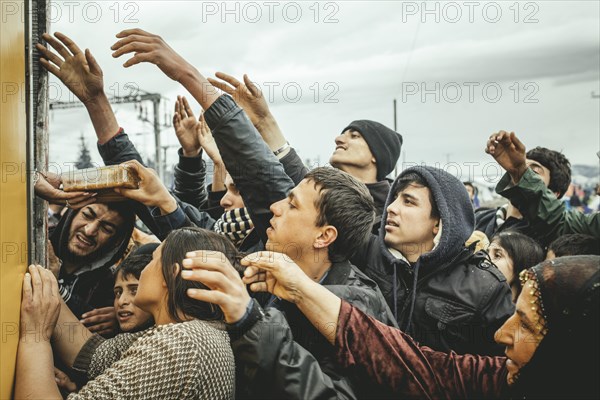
20;265;61;342
34;172;96;209
208;72;271;126
37;32;105;104
241;251;312;304
173;96;201;157
485;131;528;183
181;250;251;324
111;29;191;82
114;160;177;214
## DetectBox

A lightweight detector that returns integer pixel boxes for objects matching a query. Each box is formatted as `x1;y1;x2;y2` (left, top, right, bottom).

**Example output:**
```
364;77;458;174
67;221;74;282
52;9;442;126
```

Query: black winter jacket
232;261;396;399
352;165;514;356
204;94;396;399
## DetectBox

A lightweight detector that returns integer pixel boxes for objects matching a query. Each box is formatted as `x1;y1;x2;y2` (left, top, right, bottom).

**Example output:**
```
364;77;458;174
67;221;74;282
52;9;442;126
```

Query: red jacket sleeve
335;301;508;399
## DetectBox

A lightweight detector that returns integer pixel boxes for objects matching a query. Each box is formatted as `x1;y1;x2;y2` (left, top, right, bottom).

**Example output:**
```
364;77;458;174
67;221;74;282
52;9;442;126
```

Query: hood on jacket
50;206;135;276
378;165;475;270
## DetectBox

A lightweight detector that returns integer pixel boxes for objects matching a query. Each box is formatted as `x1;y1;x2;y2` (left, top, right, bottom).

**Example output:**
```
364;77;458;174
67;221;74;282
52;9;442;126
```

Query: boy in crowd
113;244;157;333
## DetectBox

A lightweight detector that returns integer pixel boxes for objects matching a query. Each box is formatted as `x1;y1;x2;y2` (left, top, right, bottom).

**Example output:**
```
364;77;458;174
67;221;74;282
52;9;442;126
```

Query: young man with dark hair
485;131;599;247
546;234;600;259
49;202;136;335
352;165;514;356
476;135;574;245
111;29;396;399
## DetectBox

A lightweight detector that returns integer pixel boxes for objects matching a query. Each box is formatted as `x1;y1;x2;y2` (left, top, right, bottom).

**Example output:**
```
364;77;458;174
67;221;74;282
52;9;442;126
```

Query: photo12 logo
199;1;340;23
1;1;140;24
401;1;540;24
401;82;540;104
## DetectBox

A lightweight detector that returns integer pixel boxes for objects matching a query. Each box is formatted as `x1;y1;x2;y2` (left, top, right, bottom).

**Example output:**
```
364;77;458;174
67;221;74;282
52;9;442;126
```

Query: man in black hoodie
353;165;514;356
50;202;135;335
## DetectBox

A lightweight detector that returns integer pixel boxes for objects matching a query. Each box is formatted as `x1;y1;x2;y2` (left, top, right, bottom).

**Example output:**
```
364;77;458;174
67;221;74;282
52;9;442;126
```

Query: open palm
37;32;104;104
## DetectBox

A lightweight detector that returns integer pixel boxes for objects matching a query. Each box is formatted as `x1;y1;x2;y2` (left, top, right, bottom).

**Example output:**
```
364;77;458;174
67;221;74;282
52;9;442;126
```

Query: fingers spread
215;71;241;87
42;33;72;59
55;32;82;55
207;78;235;95
111;41;153;59
36;43;64;67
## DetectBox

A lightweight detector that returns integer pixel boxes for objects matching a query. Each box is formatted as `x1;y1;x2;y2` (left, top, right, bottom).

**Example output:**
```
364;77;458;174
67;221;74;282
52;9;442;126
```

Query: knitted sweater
69;319;235;399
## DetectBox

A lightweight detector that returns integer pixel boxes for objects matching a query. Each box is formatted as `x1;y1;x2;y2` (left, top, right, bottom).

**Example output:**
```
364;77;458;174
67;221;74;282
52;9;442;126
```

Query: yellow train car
1;1;48;397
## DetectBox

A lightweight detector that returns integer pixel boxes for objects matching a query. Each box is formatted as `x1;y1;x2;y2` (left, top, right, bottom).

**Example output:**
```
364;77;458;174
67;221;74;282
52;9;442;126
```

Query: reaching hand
114;160;177;214
19;265;61;342
37;32;105;104
181;250;251;324
173;96;201;157
485;131;528;183
34;172;96;209
80;307;118;336
197;114;222;164
208;72;271;126
241;251;312;304
111;29;191;82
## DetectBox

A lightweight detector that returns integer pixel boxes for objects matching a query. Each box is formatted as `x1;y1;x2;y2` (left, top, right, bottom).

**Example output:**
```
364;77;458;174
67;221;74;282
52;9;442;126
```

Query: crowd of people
16;30;599;399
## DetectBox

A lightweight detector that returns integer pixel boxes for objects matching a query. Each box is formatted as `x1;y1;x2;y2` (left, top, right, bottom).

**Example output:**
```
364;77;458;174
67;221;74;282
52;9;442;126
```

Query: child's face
114;271;153;332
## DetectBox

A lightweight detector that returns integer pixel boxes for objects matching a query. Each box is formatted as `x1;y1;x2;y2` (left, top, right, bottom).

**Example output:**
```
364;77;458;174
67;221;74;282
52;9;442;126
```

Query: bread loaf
62;165;139;202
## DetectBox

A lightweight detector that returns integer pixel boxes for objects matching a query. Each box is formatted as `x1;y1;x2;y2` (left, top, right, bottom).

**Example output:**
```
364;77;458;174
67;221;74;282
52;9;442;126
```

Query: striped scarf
213;207;255;246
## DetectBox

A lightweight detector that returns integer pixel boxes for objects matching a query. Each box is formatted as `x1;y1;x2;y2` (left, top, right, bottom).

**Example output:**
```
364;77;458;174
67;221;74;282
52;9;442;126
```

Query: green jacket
496;168;600;247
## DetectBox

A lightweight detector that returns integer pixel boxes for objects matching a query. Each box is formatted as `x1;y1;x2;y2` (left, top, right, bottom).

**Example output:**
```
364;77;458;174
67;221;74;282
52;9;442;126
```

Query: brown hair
160;227;242;322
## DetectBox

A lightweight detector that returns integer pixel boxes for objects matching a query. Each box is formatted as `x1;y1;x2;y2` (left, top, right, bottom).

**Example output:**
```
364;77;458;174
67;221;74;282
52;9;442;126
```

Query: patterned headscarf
511;256;600;399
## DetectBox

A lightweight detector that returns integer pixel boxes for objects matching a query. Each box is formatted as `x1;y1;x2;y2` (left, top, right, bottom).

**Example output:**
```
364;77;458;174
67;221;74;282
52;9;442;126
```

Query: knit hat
342;120;403;181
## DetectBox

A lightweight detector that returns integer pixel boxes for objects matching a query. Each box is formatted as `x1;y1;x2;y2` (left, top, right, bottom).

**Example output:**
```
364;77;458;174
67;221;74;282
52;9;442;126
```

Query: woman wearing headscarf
239;254;599;399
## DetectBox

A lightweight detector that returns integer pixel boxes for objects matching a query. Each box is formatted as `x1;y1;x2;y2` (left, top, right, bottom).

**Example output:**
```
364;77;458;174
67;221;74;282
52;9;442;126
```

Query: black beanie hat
341;120;403;181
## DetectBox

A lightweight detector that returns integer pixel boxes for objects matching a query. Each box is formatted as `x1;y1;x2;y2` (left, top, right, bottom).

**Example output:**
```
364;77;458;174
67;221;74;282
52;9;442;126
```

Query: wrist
509;163;528;184
157;195;178;215
83;91;109;109
254;112;275;128
182;147;201;157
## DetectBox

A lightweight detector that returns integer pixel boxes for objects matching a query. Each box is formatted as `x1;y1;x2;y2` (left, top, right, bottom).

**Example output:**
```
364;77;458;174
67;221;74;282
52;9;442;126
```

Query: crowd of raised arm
15;29;599;399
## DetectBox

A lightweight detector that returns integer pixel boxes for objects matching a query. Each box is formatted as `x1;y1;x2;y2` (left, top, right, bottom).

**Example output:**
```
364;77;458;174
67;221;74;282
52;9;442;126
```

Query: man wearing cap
329;120;403;224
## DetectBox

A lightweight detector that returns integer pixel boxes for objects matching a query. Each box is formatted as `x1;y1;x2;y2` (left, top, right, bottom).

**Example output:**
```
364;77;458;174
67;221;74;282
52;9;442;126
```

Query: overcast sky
45;0;599;183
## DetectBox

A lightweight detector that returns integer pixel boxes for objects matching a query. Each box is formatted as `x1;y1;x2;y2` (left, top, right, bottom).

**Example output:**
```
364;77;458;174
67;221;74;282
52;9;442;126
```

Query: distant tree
75;133;94;169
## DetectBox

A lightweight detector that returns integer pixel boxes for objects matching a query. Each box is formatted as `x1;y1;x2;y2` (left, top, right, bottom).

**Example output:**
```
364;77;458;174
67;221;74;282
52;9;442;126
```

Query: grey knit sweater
69;319;235;399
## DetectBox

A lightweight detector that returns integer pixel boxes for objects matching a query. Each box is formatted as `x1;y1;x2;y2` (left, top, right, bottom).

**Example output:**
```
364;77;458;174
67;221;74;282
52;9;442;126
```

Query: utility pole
50;89;170;179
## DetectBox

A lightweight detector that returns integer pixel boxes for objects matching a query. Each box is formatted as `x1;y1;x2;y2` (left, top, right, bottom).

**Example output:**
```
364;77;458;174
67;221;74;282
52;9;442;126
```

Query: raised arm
208;72;309;185
111;30;294;243
486;131;600;245
37;32;120;145
208;72;288;155
240;252;508;399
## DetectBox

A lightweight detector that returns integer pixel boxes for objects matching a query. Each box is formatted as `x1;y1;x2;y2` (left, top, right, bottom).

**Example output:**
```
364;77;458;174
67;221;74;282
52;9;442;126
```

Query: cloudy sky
45;0;599;183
